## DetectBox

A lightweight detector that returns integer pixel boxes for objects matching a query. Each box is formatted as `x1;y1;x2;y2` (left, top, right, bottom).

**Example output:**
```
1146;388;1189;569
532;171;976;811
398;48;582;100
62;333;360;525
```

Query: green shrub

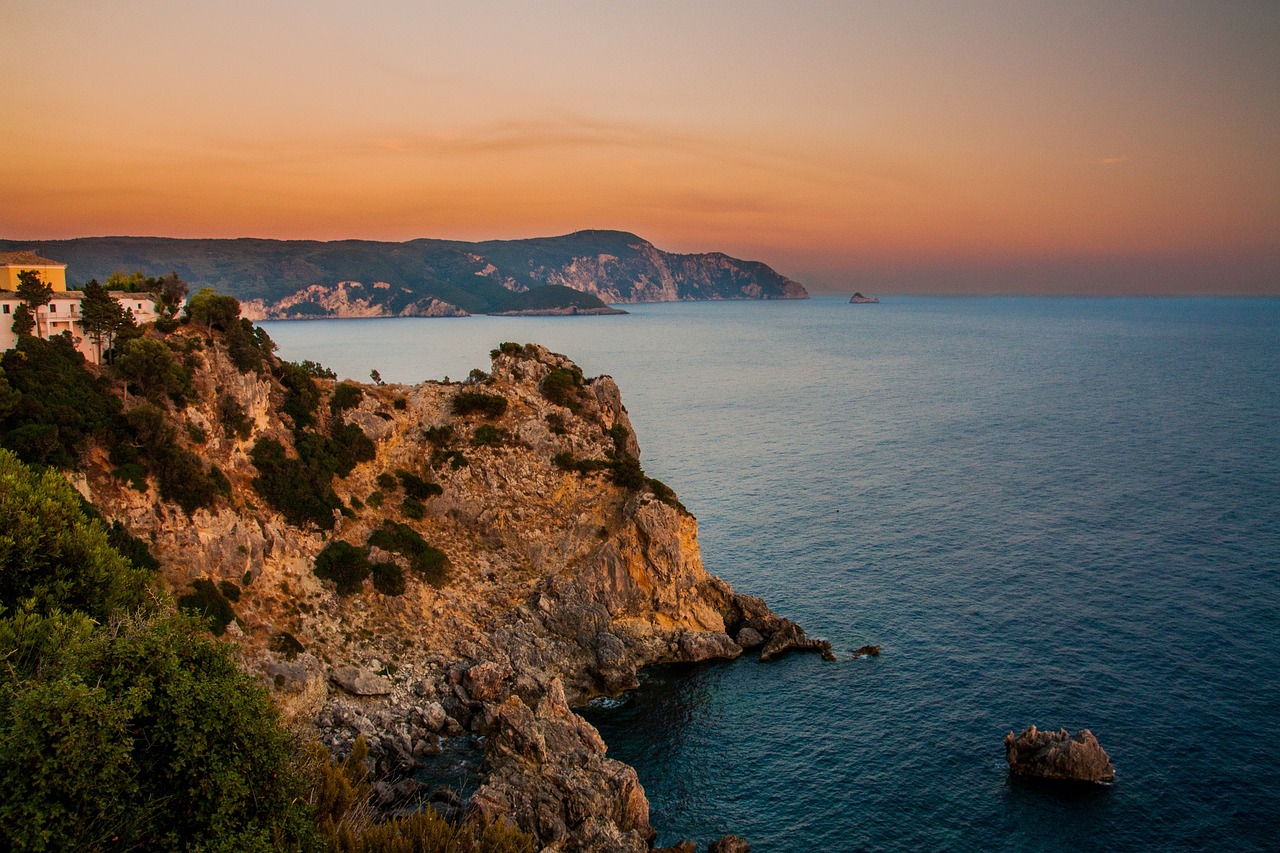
491;341;530;358
117;337;194;404
185;422;208;444
224;318;275;374
113;462;148;491
330;381;363;415
0;614;319;852
177;578;236;635
296;359;336;380
124;403;226;514
367;522;448;588
401;497;425;519
217;580;242;602
371;561;406;596
396;468;442;500
367;490;384;509
647;478;689;514
376;472;398;491
540;366;584;410
330;421;376;477
277;362;322;429
471;423;508;447
0;335;122;468
611;455;647;490
0;450;150;620
450;391;508;418
250;436;342;529
313;540;371;596
393;396;407;410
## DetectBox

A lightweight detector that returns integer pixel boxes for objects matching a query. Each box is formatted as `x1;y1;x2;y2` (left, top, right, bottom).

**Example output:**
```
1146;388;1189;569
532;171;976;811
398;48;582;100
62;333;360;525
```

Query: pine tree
15;270;52;339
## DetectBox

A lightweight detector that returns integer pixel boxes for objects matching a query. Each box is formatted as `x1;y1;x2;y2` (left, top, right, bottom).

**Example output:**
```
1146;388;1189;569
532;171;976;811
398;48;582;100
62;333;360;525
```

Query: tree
9;302;34;337
0;448;150;620
184;287;240;332
78;279;127;364
154;271;189;320
15;270;53;340
116;338;192;403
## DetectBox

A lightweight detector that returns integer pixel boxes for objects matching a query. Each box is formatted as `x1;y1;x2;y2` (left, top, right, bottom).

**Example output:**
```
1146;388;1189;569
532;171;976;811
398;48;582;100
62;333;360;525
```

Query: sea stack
1003;726;1115;783
849;292;880;303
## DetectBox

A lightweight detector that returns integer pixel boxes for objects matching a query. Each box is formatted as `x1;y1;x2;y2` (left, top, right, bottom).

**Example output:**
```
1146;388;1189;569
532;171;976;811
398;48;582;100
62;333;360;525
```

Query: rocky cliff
2;231;807;319
73;328;828;851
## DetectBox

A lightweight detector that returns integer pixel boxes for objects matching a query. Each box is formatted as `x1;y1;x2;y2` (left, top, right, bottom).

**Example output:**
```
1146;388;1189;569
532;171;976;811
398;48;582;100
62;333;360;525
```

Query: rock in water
709;835;752;853
1003;725;1115;783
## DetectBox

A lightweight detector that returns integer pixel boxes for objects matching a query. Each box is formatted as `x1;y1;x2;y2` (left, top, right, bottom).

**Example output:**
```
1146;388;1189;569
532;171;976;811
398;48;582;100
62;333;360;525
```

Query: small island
849;292;880;304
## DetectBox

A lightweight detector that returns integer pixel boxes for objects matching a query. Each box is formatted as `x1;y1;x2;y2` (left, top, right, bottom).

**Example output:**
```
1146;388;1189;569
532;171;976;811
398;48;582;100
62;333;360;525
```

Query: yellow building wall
1;264;68;292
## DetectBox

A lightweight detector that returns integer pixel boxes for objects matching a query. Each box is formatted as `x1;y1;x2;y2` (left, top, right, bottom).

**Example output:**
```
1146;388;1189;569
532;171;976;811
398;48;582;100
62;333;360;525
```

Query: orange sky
4;1;1278;293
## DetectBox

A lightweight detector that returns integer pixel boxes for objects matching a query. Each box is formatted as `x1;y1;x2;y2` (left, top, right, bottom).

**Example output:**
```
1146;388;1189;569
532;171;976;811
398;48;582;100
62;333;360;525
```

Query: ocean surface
263;296;1280;852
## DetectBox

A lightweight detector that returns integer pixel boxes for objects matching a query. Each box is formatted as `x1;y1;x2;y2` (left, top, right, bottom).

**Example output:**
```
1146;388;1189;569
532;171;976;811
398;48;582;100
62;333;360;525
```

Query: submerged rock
1003;725;1115;783
854;645;881;657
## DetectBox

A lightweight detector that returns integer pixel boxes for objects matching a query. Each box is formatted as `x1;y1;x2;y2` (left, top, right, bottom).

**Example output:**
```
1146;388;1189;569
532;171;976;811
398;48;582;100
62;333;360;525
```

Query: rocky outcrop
72;330;831;852
1004;726;1115;783
241;281;469;320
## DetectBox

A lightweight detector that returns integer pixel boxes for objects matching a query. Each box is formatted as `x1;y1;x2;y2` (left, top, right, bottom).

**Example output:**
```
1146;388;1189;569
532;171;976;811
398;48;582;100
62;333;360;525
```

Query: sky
4;0;1279;294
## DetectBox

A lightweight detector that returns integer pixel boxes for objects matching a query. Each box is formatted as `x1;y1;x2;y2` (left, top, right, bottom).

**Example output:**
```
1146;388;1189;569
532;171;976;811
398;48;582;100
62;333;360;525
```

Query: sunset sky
5;1;1278;294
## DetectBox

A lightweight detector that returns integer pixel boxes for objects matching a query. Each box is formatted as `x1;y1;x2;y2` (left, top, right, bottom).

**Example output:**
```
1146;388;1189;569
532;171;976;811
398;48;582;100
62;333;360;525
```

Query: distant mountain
0;230;807;318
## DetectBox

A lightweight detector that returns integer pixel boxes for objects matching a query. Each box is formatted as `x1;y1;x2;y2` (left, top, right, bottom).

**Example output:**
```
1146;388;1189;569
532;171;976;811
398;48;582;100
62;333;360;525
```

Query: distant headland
0;230;807;319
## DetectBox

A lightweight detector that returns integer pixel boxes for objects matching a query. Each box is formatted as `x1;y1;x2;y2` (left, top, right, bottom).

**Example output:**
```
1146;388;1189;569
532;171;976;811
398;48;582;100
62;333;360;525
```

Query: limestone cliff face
241;281;468;321
77;330;826;852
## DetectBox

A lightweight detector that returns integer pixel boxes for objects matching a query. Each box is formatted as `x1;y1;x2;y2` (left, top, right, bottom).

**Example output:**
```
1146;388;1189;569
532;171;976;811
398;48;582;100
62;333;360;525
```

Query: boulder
854;645;881;657
1003;725;1115;783
735;626;765;649
330;666;393;696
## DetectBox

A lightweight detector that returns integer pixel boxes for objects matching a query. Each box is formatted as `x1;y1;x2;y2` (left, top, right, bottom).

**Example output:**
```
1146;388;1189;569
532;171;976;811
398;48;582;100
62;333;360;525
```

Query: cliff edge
70;329;828;851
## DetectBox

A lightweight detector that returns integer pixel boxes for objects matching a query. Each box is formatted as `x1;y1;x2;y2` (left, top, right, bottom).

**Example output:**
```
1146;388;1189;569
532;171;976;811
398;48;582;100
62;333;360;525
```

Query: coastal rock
709;835;752;853
854;645;881;657
1003;725;1115;783
735;626;765;649
330;666;394;697
758;620;835;662
654;842;697;853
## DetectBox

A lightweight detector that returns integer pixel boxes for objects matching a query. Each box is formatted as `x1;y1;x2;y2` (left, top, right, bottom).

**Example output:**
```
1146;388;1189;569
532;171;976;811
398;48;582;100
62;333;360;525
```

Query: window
49;304;57;312
2;304;9;314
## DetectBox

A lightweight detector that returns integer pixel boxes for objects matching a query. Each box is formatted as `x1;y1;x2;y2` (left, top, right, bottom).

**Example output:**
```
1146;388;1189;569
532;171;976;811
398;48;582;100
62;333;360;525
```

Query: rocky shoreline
76;333;833;851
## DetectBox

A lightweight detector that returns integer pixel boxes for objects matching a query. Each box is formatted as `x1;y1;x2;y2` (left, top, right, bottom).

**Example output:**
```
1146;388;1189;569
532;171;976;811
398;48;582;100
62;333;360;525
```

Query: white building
1;251;160;364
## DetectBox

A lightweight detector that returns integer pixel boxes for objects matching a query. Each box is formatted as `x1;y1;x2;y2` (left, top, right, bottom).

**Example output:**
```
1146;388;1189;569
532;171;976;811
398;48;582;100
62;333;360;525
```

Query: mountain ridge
0;231;808;317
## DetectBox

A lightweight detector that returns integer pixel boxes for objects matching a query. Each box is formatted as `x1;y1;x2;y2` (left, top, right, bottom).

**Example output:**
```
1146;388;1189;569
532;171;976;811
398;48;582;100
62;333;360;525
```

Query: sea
263;295;1280;852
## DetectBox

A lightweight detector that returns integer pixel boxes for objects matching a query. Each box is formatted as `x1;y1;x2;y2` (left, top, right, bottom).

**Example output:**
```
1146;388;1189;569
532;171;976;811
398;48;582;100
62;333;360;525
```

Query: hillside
0;316;830;851
0;231;808;318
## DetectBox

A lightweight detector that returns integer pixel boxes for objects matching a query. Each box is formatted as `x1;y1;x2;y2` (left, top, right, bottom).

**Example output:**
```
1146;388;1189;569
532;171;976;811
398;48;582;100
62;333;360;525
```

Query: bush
330;381;363;415
177;578;236;635
545;412;567;435
450;391;508;418
295;359;336;380
218;580;242;602
224;318;275;374
376;472;398;491
117;338;194;404
371;561;405;596
250;436;342;529
540;367;584;410
611;455;647;490
396;468;442;500
277;362;322;429
0;614;319;852
472;423;508;447
367;522;448;588
401;497;425;519
313;540;372;596
0;335;122;468
330;421;376;477
124;403;226;514
0;450;150;620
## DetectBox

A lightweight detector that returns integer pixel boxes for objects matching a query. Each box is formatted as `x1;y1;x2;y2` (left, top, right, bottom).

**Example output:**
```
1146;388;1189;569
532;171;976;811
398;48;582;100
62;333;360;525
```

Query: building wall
0;291;159;364
1;264;68;292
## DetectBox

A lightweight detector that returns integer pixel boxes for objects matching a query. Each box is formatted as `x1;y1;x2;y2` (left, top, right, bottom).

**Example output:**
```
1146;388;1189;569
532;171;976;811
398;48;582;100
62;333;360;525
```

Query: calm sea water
264;296;1280;851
